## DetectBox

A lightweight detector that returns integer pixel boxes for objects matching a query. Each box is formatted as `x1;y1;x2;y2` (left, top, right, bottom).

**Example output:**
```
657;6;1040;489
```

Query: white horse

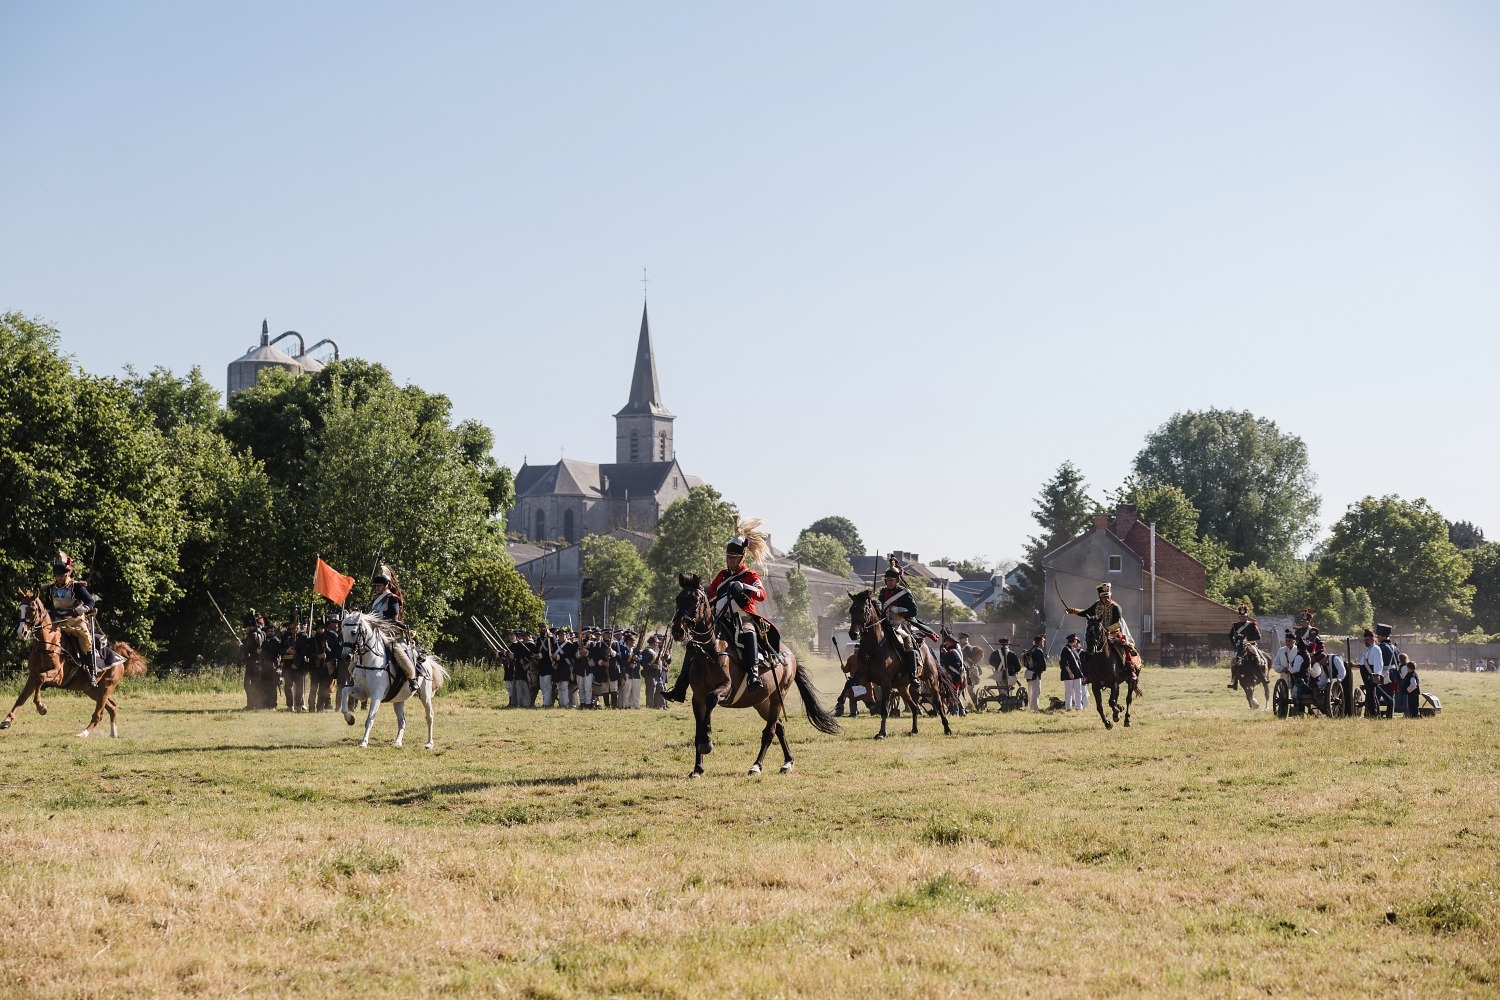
339;611;447;749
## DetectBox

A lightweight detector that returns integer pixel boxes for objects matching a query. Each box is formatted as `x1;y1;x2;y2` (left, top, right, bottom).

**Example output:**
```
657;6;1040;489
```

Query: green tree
1006;462;1095;621
907;575;967;625
1222;563;1281;616
1448;520;1487;550
440;547;544;659
1319;496;1474;626
579;533;653;625
645;485;739;618
1133;409;1319;568
932;556;991;574
1462;541;1500;632
802;515;864;557
788;531;851;577
1299;577;1375;636
0;313;187;651
1107;477;1234;601
776;566;815;653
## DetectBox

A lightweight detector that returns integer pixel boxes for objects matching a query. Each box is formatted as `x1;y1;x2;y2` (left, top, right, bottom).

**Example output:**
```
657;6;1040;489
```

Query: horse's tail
116;643;148;678
425;655;449;692
793;661;840;735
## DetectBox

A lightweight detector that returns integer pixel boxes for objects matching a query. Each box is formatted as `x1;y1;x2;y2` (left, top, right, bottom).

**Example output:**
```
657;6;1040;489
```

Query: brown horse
1230;642;1270;710
669;574;839;777
5;591;146;737
1080;640;1139;730
845;590;952;739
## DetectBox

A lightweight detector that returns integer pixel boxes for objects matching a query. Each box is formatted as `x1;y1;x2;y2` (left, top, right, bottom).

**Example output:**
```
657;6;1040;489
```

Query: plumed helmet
725;537;746;555
1237;605;1249;615
53;549;73;574
885;555;902;579
725;518;769;566
1097;582;1111;595
372;574;390;585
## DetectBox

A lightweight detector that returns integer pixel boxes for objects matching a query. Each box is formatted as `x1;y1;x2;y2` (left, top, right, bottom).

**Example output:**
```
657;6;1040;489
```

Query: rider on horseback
369;566;422;689
1228;604;1261;690
706;519;772;689
878;558;935;683
46;550;113;681
1064;582;1139;681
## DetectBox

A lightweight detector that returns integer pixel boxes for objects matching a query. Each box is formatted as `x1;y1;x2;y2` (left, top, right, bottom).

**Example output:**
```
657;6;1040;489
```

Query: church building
510;304;700;544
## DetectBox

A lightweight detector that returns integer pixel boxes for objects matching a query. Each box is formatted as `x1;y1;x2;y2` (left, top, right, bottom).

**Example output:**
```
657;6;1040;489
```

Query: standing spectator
1397;655;1422;718
1358;628;1391;718
1024;634;1047;711
1059;633;1085;711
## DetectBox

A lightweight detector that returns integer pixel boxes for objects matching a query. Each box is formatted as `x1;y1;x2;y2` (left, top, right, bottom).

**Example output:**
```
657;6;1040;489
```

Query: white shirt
1360;644;1387;680
1272;645;1303;675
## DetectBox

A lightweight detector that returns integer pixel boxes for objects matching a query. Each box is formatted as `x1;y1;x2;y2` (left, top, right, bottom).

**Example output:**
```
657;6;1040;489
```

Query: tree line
0;312;543;665
1003;409;1491;636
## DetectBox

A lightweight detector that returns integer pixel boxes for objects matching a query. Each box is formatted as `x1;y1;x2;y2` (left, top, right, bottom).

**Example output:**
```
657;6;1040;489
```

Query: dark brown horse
5;591;146;737
845;590;952;739
1230;642;1270;710
669;574;839;777
1081;639;1140;730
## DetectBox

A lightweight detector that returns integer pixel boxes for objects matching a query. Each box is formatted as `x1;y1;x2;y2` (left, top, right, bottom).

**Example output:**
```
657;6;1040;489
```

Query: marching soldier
1024;633;1048;711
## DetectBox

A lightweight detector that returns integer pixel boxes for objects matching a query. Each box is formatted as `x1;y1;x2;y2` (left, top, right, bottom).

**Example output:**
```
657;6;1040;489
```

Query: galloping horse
5;591;145;737
339;612;447;749
845;590;952;739
1230;642;1270;710
1080;638;1140;730
670;574;839;777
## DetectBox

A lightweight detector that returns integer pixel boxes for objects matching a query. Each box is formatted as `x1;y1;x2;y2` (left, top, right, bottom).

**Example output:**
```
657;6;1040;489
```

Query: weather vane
641;266;649;300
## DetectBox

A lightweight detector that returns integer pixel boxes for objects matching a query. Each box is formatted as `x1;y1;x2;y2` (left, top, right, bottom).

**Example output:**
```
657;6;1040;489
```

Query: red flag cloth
313;558;355;605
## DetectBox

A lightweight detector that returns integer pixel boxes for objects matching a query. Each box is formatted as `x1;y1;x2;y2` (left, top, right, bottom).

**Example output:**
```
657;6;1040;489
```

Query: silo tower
227;320;302;398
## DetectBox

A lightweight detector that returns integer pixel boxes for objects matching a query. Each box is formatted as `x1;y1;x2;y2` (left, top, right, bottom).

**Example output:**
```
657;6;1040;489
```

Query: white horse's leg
339;683;355;725
392;700;406;748
422;684;435;750
360;677;382;748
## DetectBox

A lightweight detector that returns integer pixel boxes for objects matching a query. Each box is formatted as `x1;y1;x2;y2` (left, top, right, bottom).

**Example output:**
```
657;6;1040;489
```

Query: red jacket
707;567;765;616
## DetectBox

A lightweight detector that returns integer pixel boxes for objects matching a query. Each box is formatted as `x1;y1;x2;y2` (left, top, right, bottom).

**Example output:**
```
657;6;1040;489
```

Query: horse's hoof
1123;718;1131;727
1249;699;1260;710
358;741;369;749
35;705;47;716
76;730;90;738
689;770;703;779
0;719;9;730
423;742;434;750
874;733;886;741
393;742;403;749
779;761;794;774
748;764;762;776
1103;720;1113;730
343;713;355;726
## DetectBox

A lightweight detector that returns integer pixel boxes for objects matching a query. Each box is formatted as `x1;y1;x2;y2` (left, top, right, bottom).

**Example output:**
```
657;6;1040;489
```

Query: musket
205;589;240;642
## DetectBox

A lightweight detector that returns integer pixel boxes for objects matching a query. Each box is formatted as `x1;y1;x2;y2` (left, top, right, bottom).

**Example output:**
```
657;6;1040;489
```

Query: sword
206;589;240;642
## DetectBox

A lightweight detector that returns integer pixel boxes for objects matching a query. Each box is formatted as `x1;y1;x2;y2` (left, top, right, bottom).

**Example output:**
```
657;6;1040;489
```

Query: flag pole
309;553;321;637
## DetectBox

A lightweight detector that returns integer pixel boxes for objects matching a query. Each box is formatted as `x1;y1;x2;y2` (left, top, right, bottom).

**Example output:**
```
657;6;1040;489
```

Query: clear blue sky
3;2;1496;564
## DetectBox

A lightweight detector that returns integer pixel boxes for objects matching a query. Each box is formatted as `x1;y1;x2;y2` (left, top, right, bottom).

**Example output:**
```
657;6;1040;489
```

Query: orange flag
313;558;355;606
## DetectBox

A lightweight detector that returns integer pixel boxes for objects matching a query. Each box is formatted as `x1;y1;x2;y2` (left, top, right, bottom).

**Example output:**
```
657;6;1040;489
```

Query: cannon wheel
1352;684;1369;718
1325;681;1345;719
1272;678;1291;719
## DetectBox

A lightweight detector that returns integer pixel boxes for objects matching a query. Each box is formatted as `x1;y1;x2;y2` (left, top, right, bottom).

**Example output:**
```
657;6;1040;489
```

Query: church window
535;509;547;540
563;509;576;543
630;431;639;462
659;431;667;460
673;476;679;489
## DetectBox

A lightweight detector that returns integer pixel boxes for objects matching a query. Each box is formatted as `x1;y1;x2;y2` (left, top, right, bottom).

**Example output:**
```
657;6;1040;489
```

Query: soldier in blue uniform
1228;605;1261;690
938;629;967;717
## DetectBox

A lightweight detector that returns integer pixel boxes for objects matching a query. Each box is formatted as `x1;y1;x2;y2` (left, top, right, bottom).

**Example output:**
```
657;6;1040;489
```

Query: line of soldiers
499;625;672;710
240;612;343;711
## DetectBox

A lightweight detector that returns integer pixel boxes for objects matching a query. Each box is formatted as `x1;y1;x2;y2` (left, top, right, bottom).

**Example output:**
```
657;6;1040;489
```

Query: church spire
617;301;671;417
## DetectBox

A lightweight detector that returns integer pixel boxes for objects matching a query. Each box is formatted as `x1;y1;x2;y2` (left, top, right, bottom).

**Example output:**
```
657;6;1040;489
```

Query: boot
908;649;921;684
740;632;762;687
664;668;690;703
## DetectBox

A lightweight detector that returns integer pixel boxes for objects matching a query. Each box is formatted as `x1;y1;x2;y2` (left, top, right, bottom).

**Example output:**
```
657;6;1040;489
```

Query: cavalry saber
205;589;240;642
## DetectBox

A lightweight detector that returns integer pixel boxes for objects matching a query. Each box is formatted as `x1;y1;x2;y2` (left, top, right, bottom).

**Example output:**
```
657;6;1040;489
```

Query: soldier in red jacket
707;521;770;687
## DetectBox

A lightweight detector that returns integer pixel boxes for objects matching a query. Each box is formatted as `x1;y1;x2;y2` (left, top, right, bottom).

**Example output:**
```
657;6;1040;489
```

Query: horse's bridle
343;616;386;671
15;598;74;659
671;588;721;659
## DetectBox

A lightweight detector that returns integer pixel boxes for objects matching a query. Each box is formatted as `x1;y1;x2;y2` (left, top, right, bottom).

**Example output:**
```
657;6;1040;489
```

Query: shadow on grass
508;770;649;787
375;781;497;806
126;742;336;754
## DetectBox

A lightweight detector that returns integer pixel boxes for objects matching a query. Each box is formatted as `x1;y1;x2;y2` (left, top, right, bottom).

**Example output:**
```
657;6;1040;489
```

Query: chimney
1115;504;1138;536
1093;514;1109;532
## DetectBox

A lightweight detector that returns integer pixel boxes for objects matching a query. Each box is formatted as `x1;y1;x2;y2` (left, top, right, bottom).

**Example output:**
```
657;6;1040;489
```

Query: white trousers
1063;678;1082;709
554;679;570;708
625;678;641;708
1028;675;1042;711
539;675;555;707
581;675;594;707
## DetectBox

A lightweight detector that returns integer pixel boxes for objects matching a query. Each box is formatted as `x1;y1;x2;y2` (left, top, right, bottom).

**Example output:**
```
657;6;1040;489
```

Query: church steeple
614;301;675;464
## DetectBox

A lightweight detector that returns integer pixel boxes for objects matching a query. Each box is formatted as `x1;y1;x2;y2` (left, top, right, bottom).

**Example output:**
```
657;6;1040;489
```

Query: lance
205;589;240;642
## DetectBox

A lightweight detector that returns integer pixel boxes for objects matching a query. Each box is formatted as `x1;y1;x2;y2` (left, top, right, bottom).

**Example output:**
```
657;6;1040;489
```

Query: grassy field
0;658;1496;999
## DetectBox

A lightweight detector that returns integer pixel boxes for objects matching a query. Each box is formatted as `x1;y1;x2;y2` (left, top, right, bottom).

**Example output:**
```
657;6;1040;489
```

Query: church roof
614;303;673;419
598;461;677;498
515;459;603;498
